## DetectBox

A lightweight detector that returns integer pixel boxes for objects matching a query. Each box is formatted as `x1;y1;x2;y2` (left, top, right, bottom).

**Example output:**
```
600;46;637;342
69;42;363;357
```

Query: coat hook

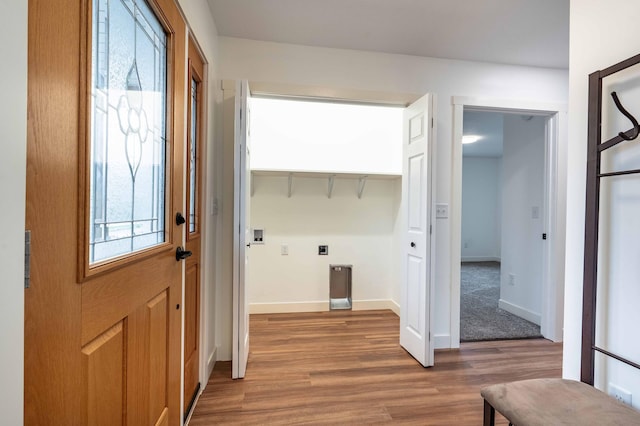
611;91;640;141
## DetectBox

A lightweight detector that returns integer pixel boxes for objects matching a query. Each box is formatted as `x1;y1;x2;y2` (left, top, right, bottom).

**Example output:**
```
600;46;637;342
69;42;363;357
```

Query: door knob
175;246;192;261
410;242;416;248
175;212;186;226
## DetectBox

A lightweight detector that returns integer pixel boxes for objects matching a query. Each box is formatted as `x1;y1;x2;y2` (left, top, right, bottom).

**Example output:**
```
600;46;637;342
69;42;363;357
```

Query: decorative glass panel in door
189;77;198;234
90;0;168;263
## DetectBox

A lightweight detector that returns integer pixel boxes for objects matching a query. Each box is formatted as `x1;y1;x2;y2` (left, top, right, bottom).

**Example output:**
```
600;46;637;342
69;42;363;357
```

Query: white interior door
232;80;251;379
400;94;435;367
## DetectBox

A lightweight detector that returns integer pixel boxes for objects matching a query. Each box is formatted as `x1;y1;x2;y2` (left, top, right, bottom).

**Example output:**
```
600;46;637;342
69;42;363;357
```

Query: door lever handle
410;242;416;248
175;246;192;261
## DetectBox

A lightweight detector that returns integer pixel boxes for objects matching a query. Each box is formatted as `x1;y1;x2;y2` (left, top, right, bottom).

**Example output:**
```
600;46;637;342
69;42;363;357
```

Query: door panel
147;291;169;423
126;289;169;425
232;80;251;379
81;254;175;343
25;1;84;422
400;94;435;367
183;37;206;417
406;255;423;337
25;0;186;424
81;323;125;426
183;262;200;411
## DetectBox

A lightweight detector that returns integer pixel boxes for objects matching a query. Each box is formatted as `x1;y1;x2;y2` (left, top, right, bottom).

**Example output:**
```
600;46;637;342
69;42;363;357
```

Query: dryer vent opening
330;265;352;310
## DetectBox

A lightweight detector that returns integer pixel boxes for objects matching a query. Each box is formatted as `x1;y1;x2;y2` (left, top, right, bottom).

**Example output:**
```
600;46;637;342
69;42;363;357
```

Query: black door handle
410;242;416;248
176;246;192;261
176;212;186;226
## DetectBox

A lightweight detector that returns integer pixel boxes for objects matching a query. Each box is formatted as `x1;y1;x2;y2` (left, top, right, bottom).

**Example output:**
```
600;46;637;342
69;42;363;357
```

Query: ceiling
207;0;569;69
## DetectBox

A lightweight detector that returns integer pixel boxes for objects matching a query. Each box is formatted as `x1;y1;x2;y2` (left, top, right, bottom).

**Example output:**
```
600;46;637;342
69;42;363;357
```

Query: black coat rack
583;52;640;385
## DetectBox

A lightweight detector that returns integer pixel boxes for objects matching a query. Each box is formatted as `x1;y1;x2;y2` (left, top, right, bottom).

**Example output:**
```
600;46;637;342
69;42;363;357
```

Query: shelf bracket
328;175;335;199
357;176;368;199
287;173;293;198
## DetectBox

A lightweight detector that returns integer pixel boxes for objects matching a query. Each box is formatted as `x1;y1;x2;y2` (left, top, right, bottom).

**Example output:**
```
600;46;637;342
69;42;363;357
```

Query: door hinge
431;117;434;128
24;230;31;289
542;233;547;240
430;224;432;235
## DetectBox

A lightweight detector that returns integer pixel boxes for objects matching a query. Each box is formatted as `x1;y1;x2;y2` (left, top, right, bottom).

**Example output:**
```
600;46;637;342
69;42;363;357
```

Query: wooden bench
481;378;640;425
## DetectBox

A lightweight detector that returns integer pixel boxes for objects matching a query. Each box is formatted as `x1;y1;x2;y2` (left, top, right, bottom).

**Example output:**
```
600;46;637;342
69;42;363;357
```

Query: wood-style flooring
190;310;562;425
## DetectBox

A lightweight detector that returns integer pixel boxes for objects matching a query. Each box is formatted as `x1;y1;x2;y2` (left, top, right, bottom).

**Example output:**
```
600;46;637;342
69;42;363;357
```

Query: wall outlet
609;383;632;406
281;244;288;255
508;273;516;286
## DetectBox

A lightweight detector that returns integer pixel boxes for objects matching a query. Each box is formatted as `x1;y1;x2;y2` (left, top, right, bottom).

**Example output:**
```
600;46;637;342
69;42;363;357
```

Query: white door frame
450;96;567;347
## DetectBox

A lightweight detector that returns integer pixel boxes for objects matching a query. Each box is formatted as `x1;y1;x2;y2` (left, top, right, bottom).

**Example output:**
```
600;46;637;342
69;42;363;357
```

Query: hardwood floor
190;310;562;425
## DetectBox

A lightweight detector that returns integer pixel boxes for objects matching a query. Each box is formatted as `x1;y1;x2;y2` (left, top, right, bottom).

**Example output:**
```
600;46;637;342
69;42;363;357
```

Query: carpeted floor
461;261;542;342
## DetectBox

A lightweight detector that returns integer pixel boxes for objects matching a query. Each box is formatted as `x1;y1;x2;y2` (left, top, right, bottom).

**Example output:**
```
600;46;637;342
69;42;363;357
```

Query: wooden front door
25;0;186;424
183;37;205;418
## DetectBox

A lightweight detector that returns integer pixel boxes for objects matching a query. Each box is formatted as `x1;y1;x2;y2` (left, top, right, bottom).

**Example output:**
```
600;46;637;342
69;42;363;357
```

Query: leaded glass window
189;78;198;234
90;0;168;264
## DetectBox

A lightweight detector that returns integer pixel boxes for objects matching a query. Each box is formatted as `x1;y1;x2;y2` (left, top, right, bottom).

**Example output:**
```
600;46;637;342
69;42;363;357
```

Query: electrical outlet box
318;245;328;255
281;244;288;255
609;383;632;406
252;228;264;244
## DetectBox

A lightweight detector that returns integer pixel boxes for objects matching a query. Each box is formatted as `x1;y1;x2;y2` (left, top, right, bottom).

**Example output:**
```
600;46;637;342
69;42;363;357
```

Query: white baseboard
389;300;400;316
434;334;451;349
352;299;397;312
461;256;501;262
249;299;399;314
498;299;541;325
206;347;217;383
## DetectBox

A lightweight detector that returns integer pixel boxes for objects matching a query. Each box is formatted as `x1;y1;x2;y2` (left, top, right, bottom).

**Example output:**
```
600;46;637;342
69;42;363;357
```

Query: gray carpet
460;262;542;342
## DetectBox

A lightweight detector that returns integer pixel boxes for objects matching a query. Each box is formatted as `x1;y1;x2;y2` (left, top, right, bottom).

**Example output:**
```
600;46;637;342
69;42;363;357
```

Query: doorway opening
451;97;567;347
460;110;545;341
247;96;404;319
225;83;437;377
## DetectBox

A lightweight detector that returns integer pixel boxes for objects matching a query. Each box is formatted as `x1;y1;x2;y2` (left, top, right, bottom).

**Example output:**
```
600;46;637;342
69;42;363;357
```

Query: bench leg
483;399;495;426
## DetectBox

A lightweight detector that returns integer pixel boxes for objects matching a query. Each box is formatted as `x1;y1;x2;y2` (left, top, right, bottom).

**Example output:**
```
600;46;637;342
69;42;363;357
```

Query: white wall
391;179;403;309
177;0;220;382
567;0;640;405
0;0;27;423
216;36;568;354
461;157;502;261
499;115;545;324
248;176;400;312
